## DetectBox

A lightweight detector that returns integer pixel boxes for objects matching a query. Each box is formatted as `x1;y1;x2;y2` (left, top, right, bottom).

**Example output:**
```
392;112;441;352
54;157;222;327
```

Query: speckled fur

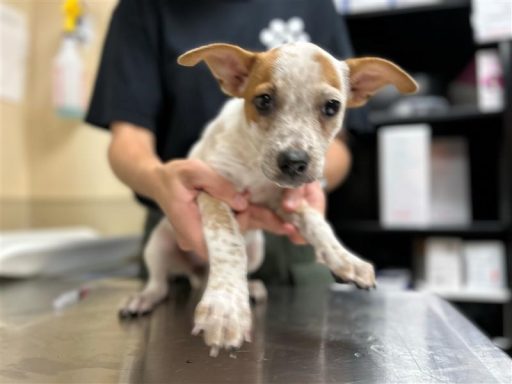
120;42;418;356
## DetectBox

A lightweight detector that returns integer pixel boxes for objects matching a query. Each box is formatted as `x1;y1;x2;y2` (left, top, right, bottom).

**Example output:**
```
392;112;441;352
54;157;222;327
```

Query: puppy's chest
246;178;282;206
212;158;281;207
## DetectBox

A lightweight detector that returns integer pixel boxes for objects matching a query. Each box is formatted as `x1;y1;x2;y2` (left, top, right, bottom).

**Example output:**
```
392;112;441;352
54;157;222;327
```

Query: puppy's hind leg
119;219;174;317
246;230;267;303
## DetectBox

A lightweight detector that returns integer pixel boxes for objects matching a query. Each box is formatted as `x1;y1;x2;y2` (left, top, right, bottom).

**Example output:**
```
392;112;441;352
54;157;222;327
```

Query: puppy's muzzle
277;149;310;178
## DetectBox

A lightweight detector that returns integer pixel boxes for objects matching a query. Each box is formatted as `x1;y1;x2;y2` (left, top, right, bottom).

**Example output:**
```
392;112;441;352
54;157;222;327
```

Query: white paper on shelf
471;0;512;44
424;237;463;290
333;0;391;14
396;0;441;7
430;137;471;226
333;0;441;14
0;3;29;102
378;124;431;227
464;240;507;290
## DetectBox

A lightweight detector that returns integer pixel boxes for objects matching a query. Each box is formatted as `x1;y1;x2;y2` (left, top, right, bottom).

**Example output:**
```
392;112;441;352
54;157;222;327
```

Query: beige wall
27;0;130;199
0;0;32;199
0;0;145;235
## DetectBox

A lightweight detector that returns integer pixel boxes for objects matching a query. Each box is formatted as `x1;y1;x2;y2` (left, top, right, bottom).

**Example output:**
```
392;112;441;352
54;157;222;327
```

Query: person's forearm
108;122;165;201
323;137;352;192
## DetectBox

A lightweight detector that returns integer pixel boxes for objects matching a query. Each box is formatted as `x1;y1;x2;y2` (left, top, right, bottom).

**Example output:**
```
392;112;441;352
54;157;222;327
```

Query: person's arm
108;122;163;199
323;137;352;192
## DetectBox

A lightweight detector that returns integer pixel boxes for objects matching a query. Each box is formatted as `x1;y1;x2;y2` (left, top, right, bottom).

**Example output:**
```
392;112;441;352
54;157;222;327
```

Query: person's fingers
180;160;248;211
289;234;307;245
283;223;307;245
281;186;306;212
167;201;208;261
235;210;250;233
246;205;288;235
237;205;307;243
174;225;207;259
304;181;326;214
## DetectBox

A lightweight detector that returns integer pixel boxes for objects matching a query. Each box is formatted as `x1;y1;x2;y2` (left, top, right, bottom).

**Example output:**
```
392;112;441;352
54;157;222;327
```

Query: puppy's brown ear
345;57;418;108
178;43;257;97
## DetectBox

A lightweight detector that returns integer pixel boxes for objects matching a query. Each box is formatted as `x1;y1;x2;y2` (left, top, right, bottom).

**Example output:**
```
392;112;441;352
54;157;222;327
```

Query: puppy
120;42;418;356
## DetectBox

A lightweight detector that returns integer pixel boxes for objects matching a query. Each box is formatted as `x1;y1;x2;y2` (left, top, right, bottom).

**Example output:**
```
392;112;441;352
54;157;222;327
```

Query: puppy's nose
277;149;310;177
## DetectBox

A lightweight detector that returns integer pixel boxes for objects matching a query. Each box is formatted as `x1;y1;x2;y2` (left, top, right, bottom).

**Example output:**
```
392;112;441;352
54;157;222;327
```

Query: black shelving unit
334;220;508;236
343;0;469;20
329;0;512;351
369;106;503;126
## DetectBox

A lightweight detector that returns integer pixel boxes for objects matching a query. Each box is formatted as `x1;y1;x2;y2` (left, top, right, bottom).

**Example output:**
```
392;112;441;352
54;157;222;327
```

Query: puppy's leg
246;230;265;274
283;204;376;289
245;230;267;303
193;192;251;356
119;219;173;317
248;279;267;303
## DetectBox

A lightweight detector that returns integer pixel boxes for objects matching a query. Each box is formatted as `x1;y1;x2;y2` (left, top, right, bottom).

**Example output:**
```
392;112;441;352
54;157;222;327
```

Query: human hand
280;181;326;245
236;181;326;245
152;159;248;262
235;203;293;238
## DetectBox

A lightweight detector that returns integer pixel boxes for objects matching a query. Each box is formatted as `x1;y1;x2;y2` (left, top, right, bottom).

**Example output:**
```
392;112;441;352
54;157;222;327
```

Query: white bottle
476;49;504;112
53;35;84;118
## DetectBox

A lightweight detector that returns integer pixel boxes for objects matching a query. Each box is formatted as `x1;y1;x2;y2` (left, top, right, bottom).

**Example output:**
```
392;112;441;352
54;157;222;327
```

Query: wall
0;0;145;235
0;0;33;227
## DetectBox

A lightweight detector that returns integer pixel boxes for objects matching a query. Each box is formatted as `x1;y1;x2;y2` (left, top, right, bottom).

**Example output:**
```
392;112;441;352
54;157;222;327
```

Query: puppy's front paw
318;246;376;289
350;258;376;289
193;289;251;357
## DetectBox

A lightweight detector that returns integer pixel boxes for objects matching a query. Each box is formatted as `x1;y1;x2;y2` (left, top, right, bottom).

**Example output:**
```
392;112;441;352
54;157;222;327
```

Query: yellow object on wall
62;0;81;33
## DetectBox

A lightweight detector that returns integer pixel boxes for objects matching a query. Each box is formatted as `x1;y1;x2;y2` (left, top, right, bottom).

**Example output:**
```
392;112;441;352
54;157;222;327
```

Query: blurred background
0;0;511;353
1;0;144;236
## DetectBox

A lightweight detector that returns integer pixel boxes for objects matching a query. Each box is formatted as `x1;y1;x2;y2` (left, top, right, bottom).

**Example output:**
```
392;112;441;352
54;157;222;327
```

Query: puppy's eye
322;100;340;117
253;94;273;114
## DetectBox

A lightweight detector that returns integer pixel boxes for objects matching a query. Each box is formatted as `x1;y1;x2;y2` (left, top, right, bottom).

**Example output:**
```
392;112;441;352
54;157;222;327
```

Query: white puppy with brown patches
120;42;418;356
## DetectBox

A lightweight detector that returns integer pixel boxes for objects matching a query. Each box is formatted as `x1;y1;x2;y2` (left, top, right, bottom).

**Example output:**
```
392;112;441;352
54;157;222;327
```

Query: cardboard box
464;240;507;290
379;124;431;227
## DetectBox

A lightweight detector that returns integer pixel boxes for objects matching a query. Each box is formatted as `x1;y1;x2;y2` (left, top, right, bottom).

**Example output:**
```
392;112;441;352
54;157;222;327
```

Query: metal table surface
0;277;510;384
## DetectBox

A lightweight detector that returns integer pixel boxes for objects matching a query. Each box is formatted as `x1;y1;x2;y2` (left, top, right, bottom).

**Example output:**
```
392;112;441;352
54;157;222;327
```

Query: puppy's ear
345;57;418;108
178;43;257;97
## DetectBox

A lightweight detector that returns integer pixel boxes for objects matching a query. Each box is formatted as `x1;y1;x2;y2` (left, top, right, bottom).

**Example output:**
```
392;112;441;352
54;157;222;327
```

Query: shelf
418;287;511;303
344;0;469;20
334;220;509;235
369;106;503;127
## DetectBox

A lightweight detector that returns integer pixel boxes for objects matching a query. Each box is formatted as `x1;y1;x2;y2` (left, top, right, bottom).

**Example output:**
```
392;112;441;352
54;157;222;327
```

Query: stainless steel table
1;278;510;383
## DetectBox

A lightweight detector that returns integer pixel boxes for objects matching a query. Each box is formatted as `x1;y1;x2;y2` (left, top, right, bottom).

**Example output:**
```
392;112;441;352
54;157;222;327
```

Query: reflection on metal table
0;278;510;383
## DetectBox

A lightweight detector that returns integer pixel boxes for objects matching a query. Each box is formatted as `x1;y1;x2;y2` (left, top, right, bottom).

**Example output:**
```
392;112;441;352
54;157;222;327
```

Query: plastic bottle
53;35;85;118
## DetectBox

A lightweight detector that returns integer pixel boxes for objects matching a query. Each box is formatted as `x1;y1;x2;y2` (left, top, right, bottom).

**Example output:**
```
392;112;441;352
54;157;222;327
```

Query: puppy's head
178;43;418;188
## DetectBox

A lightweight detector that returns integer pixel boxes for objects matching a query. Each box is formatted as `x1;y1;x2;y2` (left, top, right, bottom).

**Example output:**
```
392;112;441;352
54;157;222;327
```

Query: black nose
277;149;310;177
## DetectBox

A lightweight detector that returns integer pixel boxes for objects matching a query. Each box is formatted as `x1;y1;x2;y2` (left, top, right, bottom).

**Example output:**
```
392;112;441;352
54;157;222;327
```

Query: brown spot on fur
242;48;279;126
314;52;345;135
314;52;341;90
314;52;342;134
